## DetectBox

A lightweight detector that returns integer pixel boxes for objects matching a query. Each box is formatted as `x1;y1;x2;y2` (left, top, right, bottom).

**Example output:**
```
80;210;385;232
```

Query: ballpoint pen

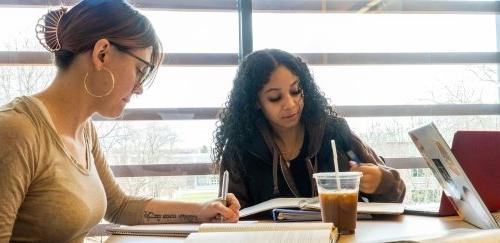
333;118;362;165
346;150;362;165
220;170;229;206
332;139;361;166
217;170;229;222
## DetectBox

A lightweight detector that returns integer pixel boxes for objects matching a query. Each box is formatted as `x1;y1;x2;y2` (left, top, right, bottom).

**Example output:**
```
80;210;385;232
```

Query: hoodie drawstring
272;150;279;194
306;156;319;197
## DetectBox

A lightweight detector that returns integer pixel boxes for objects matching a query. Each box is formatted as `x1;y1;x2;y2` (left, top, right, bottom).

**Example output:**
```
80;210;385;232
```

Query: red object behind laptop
439;131;500;216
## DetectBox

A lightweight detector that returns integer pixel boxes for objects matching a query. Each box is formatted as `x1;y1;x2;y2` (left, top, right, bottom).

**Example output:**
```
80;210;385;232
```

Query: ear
91;39;112;71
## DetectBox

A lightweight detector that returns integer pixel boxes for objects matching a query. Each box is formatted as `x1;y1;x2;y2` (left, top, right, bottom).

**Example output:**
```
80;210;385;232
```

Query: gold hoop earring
83;66;115;98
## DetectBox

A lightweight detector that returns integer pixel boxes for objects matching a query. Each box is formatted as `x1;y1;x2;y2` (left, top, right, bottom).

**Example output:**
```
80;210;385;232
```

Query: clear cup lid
313;171;362;179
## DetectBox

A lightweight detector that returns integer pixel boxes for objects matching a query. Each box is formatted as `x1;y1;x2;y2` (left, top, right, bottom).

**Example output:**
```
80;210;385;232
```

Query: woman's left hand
349;161;383;194
198;193;240;223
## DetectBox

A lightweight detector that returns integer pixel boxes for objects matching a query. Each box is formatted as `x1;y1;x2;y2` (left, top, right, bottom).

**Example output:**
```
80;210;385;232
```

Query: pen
220;170;229;206
217;170;229;222
332;139;361;166
346;150;362;165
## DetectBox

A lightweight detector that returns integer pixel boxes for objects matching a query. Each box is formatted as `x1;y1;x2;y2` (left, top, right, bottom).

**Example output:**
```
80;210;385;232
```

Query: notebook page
199;222;332;232
185;229;333;243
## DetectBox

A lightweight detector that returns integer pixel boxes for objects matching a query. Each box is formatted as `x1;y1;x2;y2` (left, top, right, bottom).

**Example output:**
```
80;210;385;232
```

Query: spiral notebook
109;222;338;242
107;224;200;237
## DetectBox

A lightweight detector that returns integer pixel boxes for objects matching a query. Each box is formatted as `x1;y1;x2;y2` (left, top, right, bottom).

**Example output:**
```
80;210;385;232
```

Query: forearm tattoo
143;211;199;224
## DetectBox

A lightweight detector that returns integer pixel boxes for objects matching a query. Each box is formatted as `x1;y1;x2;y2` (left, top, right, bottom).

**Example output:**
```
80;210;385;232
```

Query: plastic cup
313;172;362;235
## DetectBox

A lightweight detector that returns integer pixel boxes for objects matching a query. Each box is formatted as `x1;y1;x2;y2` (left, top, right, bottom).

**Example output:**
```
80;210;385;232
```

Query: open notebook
185;222;338;243
240;197;405;218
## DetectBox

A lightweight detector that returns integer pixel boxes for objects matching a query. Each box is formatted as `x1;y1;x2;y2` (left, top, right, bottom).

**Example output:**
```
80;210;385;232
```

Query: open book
185;222;338;243
240;197;405;218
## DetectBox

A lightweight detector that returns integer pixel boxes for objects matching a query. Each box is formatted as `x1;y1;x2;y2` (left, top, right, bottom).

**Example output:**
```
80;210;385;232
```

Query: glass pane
0;8;47;51
346;115;500;158
144;11;238;53
253;13;498;53
130;64;499;108
0;66;56;104
0;8;239;53
115;175;218;202
112;167;443;205
129;66;237;108
399;168;442;205
94;115;500;167
311;64;499;106
94;120;217;166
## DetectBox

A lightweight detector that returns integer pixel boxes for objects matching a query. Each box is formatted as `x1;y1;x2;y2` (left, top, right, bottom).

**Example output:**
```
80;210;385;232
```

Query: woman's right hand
198;193;240;223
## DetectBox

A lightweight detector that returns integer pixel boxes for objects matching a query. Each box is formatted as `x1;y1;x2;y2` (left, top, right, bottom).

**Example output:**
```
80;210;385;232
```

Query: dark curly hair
212;49;337;170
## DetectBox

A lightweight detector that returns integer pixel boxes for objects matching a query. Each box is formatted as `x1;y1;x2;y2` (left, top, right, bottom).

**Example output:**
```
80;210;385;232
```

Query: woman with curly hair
213;49;405;208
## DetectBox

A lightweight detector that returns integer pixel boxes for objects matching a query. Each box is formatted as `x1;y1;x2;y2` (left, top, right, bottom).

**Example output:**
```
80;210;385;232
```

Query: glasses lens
139;66;152;86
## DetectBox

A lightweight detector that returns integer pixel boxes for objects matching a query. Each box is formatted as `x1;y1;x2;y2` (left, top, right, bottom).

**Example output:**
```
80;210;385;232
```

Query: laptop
408;123;500;229
439;130;500;216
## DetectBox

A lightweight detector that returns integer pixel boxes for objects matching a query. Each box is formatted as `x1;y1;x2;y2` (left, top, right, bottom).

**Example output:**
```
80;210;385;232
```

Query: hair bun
35;7;67;52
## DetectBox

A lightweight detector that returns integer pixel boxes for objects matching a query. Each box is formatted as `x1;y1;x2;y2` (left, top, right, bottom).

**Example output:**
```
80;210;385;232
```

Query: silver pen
220;170;229;206
217;170;230;222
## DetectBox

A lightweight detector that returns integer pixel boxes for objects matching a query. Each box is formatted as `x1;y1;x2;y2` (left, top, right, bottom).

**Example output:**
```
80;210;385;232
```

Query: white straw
331;140;341;190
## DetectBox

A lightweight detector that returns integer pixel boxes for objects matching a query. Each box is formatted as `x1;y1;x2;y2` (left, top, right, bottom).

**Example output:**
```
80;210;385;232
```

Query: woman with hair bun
0;1;239;242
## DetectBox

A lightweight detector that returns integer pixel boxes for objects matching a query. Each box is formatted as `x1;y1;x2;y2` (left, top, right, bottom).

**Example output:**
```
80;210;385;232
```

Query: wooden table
104;215;475;243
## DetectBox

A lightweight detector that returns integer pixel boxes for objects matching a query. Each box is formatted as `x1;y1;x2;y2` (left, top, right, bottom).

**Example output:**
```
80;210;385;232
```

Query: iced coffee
319;190;358;234
313;172;362;235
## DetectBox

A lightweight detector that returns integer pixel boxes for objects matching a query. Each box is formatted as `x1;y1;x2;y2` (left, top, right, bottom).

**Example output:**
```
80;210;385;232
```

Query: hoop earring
84;66;115;98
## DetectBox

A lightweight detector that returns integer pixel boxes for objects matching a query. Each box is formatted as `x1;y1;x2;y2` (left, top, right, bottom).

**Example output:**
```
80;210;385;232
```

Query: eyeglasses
113;44;155;86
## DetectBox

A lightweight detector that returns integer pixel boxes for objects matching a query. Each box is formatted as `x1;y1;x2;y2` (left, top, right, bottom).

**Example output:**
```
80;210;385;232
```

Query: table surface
104;214;475;243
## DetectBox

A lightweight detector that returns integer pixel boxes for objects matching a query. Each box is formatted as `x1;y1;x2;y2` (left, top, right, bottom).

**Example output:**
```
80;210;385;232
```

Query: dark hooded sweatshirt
220;116;406;208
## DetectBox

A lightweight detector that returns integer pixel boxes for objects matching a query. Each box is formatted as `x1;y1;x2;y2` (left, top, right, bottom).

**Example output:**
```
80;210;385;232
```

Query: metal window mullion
2;52;500;66
1;0;499;14
91;104;500;121
108;157;428;177
238;0;253;62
